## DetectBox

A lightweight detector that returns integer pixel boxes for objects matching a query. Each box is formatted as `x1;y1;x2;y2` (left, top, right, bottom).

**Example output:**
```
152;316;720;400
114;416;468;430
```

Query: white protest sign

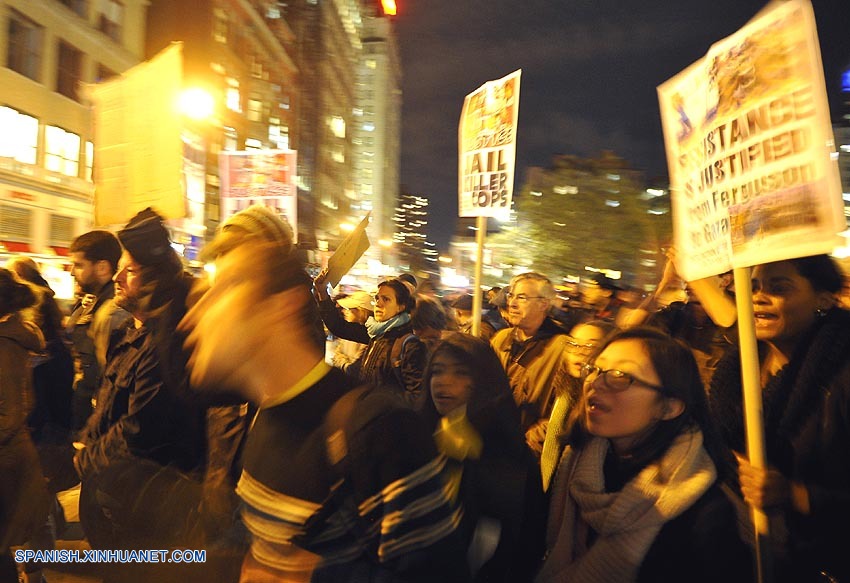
658;0;844;281
458;70;521;218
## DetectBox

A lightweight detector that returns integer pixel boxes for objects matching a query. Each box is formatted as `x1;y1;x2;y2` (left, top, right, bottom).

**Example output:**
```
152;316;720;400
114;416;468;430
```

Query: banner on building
458;69;521;218
658;0;844;281
219;149;298;242
88;42;186;225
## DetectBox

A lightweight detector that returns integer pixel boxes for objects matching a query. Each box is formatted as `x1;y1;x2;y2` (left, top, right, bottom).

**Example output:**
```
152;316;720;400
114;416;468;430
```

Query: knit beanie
117;207;175;266
201;205;294;261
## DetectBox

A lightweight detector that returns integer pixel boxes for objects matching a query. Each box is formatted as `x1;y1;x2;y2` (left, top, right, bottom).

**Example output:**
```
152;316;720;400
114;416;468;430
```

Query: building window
269;117;289;149
0;205;32;242
247;98;263;122
328;116;345;138
213;8;228;43
60;0;88;18
96;64;116;82
0;107;38;164
223;126;237;151
245;138;262;151
85;141;94;181
45;125;81;177
98;0;124;42
57;41;83;101
7;10;43;82
50;214;75;245
226;78;241;112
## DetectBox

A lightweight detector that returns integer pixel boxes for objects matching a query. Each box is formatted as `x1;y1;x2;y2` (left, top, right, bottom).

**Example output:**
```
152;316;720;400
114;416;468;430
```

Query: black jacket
319;298;427;408
710;307;850;582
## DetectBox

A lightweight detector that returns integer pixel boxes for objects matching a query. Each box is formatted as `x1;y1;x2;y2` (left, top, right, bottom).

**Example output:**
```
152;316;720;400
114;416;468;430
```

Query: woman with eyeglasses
540;320;614;492
536;327;750;583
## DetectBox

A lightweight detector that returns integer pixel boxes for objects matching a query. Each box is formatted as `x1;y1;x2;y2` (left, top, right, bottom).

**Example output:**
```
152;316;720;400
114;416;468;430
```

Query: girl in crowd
421;333;545;582
540;320;615;491
538;327;750;583
710;255;850;582
316;275;427;407
0;269;49;581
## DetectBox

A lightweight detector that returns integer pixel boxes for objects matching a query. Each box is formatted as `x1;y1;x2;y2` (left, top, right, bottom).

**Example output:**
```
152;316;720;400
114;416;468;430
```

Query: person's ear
94;259;111;278
660;397;685;421
815;290;836;313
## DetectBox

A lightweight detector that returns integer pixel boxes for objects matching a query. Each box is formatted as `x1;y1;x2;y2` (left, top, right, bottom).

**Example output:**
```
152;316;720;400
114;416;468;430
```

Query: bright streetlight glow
438;255;453;264
178;88;215;120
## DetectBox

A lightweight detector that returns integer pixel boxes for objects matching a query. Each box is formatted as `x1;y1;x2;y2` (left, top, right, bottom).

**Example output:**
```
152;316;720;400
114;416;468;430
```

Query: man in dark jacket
67;230;128;433
75;208;206;554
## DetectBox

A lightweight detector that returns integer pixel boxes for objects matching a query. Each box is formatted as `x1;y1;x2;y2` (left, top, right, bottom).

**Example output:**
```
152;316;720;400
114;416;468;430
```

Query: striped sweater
237;368;467;582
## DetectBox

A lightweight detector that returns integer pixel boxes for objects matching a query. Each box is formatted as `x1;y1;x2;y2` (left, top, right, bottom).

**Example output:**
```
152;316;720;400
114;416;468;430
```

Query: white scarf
536;429;716;583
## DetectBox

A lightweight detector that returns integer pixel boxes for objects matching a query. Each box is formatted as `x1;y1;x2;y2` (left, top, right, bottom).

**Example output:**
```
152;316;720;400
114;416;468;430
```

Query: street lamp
178;88;215;121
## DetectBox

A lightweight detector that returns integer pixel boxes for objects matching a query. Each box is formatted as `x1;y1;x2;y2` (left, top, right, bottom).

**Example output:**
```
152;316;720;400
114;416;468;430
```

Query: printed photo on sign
658;0;844;280
458;69;521;218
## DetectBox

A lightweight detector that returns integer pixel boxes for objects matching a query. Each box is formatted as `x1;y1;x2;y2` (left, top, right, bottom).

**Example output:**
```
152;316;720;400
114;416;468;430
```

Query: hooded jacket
0;313;45;445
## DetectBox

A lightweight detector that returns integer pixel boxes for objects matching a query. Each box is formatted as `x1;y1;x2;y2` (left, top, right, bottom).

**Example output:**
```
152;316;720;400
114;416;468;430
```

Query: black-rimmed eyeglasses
580;363;665;393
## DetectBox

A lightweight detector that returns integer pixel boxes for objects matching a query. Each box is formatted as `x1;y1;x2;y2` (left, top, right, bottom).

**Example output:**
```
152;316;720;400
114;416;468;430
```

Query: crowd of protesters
2;205;850;582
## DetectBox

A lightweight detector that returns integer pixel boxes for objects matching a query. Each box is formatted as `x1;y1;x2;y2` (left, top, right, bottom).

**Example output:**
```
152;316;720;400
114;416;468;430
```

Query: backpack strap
389;333;418;388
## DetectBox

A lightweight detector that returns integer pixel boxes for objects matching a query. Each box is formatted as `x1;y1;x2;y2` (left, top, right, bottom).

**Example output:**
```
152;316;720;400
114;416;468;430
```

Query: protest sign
325;214;371;289
219;149;298;241
458;70;521;218
658;0;844;281
88;43;185;224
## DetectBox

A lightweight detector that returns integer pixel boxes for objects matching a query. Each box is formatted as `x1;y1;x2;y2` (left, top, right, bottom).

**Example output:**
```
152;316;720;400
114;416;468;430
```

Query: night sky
394;0;850;252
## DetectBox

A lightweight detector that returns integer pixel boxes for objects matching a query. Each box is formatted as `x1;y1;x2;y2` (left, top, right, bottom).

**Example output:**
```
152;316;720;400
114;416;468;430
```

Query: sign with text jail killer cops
658;0;844;281
458;70;521;217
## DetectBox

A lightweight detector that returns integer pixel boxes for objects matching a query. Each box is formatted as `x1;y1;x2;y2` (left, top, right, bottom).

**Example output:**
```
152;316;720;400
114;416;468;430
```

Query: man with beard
490;272;570;457
74;208;206;565
67;230;129;433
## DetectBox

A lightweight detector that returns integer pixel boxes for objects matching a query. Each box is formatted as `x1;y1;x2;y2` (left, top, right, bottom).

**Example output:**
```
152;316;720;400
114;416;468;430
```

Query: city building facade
0;0;147;295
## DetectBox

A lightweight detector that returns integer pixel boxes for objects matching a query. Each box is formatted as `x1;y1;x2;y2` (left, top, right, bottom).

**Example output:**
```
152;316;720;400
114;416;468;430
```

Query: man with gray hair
490;272;569;456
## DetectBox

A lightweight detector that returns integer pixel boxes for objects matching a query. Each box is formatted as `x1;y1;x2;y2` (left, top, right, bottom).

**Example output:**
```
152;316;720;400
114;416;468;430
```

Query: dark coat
0;314;49;550
638;483;753;582
319;298;427;407
66;281;128;431
77;317;206;478
710;307;850;582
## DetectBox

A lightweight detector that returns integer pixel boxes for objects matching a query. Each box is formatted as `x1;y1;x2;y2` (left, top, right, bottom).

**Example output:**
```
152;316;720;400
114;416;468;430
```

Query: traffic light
379;0;397;16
